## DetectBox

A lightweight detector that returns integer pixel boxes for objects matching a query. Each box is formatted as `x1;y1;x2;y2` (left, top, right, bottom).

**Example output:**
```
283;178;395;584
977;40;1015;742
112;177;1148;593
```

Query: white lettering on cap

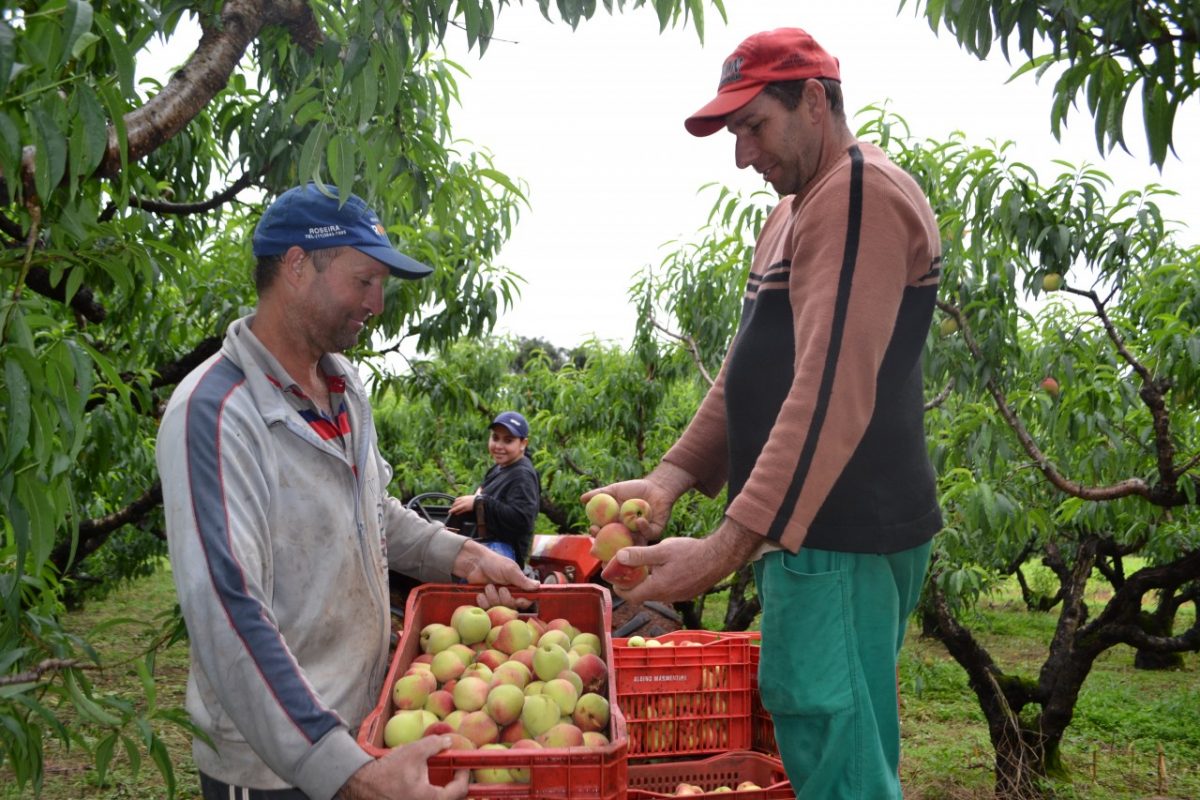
305;224;346;240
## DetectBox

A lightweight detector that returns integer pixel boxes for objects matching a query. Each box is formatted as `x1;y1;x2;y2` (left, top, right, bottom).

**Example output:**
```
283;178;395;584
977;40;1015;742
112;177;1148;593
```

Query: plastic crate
627;751;793;798
358;583;628;798
611;630;752;758
741;633;777;757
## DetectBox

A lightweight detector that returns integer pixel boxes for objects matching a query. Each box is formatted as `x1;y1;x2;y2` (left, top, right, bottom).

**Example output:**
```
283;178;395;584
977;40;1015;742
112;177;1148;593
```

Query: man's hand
474;582;534;611
452;540;540;593
339;735;467;799
580;464;694;542
608;519;761;604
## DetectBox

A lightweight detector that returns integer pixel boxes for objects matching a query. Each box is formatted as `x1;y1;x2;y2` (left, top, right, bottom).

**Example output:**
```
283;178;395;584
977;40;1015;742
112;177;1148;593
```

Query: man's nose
366;283;384;315
734;134;756;170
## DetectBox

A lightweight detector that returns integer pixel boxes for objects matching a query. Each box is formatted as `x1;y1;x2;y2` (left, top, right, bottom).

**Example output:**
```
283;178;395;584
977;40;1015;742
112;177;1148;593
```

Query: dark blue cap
252;183;433;279
491;411;529;439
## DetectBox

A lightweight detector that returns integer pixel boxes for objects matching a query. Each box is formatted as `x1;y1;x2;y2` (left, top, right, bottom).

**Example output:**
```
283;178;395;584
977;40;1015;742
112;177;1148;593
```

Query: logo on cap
306;224;346;242
718;56;744;88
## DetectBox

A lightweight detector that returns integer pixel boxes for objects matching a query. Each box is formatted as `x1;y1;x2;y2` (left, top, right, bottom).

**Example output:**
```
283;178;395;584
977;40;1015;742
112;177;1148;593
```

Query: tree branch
51;483;164;574
95;0;320;179
937;299;1161;503
24;265;107;324
649;314;714;387
0;659;94;688
924;379;953;411
85;335;222;413
100;170;261;221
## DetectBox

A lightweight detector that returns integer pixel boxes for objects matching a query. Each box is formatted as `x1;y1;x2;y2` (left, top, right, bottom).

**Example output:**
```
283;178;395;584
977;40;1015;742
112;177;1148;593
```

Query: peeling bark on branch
95;0;320;179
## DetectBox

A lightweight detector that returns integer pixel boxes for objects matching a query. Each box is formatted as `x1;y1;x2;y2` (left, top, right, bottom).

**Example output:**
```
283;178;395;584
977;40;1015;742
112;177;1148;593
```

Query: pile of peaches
383;603;612;784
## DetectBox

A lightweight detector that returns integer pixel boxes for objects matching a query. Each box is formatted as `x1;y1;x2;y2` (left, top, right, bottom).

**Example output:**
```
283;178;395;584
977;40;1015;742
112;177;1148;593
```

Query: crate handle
359;705;383;744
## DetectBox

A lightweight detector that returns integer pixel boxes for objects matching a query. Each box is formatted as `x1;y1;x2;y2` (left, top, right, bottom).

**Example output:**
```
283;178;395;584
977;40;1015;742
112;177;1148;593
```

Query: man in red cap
585;28;943;799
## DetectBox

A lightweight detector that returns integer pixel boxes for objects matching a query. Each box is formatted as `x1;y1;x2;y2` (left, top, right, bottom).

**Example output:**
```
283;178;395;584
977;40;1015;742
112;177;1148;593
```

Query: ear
803;79;827;123
281;246;307;282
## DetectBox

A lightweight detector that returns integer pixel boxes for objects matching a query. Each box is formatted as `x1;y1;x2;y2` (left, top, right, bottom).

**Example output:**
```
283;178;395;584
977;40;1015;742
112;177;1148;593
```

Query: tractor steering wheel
405;492;457;523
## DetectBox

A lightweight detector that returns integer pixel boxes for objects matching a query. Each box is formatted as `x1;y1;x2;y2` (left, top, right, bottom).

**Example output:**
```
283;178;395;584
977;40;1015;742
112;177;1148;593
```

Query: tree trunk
722;564;760;631
992;725;1060;800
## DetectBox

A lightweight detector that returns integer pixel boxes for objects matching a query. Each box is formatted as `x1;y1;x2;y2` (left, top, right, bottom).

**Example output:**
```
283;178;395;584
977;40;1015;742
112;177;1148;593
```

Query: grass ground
3;564;1197;799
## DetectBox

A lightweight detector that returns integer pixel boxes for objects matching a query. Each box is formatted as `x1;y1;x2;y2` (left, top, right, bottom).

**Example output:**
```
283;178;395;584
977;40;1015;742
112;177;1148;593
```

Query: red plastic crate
627;751;793;798
358;584;628;798
741;633;777;757
611;630;752;759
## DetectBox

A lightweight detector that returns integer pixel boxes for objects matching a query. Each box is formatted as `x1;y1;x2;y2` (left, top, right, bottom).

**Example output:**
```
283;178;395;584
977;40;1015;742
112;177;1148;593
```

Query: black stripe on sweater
767;146;865;543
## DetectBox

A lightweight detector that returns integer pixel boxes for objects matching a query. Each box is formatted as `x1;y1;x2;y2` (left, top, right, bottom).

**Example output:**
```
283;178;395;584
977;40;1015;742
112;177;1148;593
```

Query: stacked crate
612;630;790;799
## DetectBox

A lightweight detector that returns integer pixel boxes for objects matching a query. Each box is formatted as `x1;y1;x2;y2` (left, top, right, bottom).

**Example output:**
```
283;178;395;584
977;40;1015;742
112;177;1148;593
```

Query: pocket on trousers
758;555;855;717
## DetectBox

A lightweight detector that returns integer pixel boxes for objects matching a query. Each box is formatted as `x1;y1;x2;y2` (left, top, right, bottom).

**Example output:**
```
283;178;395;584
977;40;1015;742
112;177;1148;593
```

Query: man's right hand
339;735;467;799
580;467;688;543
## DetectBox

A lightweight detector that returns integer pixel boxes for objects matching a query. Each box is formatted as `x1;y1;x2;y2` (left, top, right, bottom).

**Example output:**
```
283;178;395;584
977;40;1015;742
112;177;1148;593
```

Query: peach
590;522;634;563
391;673;431;711
450;604;492;645
572;692;610;733
536;721;584;748
584;492;620;527
571;652;608;694
458;709;500;747
494;619;535;655
619;497;651;529
451;676;490;713
485;683;525;726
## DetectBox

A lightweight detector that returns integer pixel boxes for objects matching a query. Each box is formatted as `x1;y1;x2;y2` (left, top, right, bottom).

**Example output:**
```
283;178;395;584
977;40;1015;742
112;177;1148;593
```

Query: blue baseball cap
252;183;433;279
490;411;529;439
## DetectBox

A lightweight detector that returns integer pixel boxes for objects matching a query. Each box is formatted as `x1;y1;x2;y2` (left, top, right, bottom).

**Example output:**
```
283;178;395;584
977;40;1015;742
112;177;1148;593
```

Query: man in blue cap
157;183;537;800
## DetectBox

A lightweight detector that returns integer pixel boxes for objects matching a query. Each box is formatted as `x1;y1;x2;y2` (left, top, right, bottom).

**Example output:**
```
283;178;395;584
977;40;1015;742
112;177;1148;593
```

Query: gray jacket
156;316;467;799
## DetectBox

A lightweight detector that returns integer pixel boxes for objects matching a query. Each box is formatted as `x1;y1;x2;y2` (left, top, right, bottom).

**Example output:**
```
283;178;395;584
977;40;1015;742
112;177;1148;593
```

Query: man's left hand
452;540;539;598
607;519;761;604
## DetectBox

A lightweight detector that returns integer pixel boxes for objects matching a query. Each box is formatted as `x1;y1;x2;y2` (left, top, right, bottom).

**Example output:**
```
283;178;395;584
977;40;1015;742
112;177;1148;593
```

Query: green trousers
753;542;932;799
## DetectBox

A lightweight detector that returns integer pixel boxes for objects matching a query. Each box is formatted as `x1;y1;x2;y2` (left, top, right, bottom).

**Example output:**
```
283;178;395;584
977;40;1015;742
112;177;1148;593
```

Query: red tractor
395;493;682;638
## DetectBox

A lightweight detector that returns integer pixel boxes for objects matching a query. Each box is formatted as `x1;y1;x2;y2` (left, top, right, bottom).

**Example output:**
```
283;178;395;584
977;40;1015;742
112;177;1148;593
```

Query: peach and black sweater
663;142;943;554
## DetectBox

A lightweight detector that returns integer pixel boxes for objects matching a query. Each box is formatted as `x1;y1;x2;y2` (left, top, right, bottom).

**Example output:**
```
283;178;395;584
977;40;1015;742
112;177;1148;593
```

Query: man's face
296;248;389;354
488;426;527;467
725;86;820;197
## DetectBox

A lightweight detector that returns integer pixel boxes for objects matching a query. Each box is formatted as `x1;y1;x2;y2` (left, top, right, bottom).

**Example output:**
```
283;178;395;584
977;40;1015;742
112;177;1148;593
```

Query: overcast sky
442;1;1199;348
140;2;1198;350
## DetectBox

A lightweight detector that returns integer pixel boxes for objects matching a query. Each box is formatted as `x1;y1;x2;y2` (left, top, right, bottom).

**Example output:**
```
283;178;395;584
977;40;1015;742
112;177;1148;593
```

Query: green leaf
60;0;94;69
149;735;176;795
92;14;134;97
297;124;328;189
95;732;117;784
30;104;66;201
0;20;14;96
3;356;32;472
1142;80;1171;168
0;111;21;189
475;167;525;200
355;60;379;131
72;83;108;175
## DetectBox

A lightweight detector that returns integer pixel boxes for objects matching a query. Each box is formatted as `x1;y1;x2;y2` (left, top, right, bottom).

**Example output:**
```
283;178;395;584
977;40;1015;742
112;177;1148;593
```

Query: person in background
157;182;537;800
448;411;540;567
583;28;943;800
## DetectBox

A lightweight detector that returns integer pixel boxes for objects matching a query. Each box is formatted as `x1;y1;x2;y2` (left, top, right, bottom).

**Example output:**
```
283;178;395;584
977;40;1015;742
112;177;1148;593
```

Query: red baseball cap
684;28;841;137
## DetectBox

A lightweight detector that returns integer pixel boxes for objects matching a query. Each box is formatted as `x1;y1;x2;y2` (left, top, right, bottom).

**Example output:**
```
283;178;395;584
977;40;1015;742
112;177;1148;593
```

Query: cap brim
491;422;526;438
684;83;767;137
354;244;433;279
